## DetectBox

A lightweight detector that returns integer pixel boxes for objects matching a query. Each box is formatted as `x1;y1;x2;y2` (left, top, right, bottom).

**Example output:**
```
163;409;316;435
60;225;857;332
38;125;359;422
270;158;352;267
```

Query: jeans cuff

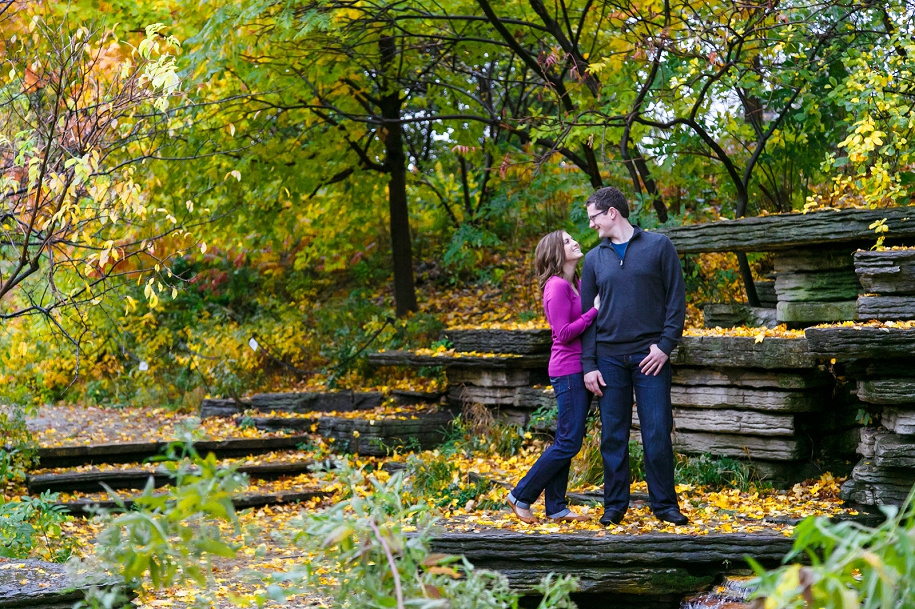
507;492;530;510
548;507;570;519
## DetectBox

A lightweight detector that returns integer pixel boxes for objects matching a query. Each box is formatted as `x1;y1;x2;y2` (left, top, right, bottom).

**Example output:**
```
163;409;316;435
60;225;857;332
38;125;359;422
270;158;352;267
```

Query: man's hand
584;370;606;396
639;344;669;377
593;294;600;310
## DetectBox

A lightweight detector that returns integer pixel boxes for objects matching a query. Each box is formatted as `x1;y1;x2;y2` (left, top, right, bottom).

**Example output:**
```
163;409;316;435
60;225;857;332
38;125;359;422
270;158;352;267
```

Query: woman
507;230;598;523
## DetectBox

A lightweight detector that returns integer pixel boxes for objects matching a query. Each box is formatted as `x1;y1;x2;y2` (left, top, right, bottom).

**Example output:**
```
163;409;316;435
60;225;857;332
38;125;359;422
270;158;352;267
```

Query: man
579;187;688;527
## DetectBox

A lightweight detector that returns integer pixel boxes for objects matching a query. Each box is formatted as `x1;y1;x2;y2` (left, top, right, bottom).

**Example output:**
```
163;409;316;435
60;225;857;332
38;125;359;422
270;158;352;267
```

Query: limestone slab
774;248;855;273
774;270;860;302
634;407;796;436
672;430;809;460
806;327;915;360
443;328;552;354
855;249;915;294
776;300;858;323
857;378;915;404
657;206;915;254
670;336;817;369
856;296;915;321
703;304;777;329
859;426;893;459
875;433;915;468
446;368;539;388
670;385;823;412
368;350;550;369
671;367;831;389
881;407;915;435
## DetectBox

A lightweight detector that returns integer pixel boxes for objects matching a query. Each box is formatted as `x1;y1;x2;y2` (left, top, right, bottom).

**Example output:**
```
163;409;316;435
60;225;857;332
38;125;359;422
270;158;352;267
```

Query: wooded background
1;0;913;406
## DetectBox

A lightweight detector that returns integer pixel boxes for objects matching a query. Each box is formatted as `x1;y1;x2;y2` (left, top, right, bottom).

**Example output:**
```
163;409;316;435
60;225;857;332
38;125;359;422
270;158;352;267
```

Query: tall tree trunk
379;36;417;317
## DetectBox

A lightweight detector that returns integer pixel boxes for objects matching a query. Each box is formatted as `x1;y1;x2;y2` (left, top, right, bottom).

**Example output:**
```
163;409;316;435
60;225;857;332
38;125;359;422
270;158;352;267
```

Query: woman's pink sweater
543;276;598;377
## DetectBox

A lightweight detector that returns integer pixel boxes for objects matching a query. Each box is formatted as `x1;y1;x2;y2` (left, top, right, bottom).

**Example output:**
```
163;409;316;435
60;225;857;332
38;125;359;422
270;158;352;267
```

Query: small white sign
248;337;260;351
138;361;149;371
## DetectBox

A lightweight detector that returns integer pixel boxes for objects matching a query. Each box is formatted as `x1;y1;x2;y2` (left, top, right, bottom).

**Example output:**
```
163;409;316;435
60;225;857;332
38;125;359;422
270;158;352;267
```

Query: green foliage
749;489;915;609
0;492;75;562
78;443;246;607
276;465;578;608
674;453;760;492
0;405;37;481
406;452;499;511
442;405;526;458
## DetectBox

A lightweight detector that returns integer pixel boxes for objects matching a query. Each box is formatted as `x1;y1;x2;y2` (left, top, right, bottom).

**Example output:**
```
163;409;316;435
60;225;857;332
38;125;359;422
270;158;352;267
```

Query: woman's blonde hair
534;230;578;293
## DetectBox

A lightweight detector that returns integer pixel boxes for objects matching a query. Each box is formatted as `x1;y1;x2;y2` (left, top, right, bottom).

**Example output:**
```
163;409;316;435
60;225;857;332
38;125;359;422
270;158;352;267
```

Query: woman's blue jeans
510;373;590;518
598;351;678;514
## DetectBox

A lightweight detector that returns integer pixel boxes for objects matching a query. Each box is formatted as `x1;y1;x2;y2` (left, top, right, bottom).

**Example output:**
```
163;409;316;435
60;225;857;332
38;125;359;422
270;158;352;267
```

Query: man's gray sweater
579;226;686;373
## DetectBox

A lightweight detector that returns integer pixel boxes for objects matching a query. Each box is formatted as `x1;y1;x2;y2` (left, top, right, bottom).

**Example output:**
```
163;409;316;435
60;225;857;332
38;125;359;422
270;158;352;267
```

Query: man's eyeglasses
588;208;610;223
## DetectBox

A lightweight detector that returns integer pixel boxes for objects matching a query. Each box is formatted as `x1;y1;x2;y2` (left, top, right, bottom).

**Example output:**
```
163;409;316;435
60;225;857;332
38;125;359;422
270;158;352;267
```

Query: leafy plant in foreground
749;488;915;608
74;443;246;608
273;465;578;608
0;491;75;562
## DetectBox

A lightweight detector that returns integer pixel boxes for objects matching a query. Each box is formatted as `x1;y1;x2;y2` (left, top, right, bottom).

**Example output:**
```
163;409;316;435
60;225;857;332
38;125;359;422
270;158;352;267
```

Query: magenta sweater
543;276;598;377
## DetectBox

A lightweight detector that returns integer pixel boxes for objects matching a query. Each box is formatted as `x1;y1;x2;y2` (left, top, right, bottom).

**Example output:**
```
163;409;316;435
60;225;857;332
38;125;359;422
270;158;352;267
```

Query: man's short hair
587;187;629;218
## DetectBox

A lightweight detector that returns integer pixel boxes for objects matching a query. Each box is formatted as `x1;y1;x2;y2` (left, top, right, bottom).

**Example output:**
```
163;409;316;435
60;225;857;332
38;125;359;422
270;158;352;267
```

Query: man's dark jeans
597;351;679;514
510;373;590;518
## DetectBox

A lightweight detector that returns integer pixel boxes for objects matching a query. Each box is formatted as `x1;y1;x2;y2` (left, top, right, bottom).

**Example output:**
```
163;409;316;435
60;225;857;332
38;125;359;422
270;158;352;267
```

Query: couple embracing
507;187;688;527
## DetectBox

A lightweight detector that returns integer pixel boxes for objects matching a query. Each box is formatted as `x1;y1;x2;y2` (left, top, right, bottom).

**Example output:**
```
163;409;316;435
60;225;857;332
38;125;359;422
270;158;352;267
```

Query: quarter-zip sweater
579;226;686;374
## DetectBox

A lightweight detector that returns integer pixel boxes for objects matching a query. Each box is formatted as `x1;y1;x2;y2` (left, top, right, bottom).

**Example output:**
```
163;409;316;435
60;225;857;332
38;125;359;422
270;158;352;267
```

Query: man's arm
579;253;599;374
657;237;686;357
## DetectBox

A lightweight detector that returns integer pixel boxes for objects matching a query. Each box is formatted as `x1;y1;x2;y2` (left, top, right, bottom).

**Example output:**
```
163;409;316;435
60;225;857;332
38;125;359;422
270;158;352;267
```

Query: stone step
447;368;547;388
0;559;122;608
635;407;797;436
200;390;386;418
429;528;793;596
27;460;325;494
246;409;457;457
56;489;330;517
36;436;311;469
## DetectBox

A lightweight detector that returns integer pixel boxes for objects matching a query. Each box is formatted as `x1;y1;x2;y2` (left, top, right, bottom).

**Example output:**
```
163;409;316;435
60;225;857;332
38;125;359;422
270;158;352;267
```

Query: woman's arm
544;278;598;345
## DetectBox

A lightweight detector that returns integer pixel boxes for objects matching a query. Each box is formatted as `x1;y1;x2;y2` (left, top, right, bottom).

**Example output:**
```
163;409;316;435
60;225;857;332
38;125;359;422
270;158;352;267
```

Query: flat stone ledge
429;529;793;595
777;301;858;324
443;329;552;355
672;430;809;461
875;433;915;468
856;296;915;321
703;304;777;329
670;385;824;412
805;327;915;360
57;489;330;517
671;336;818;369
672;367;831;389
200;391;385;418
368;350;550;369
36;436;310;469
27;460;323;494
0;559;119;608
857;378;915;404
657;206;915;254
855;249;915;294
